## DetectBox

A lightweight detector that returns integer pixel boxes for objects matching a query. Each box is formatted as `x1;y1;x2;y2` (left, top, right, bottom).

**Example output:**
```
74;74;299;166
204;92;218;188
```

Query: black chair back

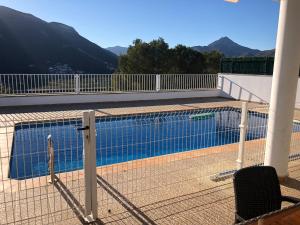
233;166;282;221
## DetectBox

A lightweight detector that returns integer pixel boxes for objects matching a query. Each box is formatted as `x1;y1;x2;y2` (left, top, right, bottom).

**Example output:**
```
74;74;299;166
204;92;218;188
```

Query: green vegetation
220;57;274;75
117;38;223;74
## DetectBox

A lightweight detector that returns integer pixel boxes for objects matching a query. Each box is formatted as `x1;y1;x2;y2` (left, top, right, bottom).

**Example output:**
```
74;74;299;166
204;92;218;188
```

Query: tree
168;45;205;74
117;38;222;74
114;38;223;91
118;38;170;74
203;51;223;74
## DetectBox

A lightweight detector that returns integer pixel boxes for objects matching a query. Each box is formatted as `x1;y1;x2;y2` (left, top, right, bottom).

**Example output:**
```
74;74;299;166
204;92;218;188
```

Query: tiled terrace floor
2;158;299;225
0;97;300;225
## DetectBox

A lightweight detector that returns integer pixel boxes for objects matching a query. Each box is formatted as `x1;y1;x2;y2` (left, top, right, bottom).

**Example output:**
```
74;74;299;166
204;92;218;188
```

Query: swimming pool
9;108;300;179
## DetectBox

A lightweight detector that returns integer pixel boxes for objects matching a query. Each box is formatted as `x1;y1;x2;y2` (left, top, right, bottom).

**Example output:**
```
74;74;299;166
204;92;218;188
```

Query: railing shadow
282;177;300;191
219;76;267;104
53;175;104;225
96;174;157;225
137;182;234;224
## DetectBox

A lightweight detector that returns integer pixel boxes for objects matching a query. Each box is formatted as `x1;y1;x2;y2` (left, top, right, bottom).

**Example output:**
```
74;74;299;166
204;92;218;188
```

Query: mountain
107;37;275;58
255;49;275;57
192;37;274;57
106;46;128;56
0;6;118;74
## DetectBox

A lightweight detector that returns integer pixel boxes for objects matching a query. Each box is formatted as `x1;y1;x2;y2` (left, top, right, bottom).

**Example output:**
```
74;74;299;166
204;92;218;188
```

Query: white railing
0;74;218;96
161;74;217;91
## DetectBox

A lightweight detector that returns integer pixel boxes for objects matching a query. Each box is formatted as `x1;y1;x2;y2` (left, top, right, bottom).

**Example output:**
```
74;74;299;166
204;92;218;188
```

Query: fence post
156;74;161;92
82;110;98;222
217;74;224;90
75;74;80;94
237;102;248;170
47;135;56;184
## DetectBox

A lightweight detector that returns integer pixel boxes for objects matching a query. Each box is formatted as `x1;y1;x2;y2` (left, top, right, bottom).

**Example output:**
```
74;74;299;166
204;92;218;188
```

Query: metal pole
156;74;160;92
217;74;224;91
82;110;98;222
237;102;248;170
89;111;98;220
75;74;80;94
47;135;56;184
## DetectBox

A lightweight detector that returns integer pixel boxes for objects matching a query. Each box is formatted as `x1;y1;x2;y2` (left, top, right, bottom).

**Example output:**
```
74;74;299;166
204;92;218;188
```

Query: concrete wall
218;73;300;107
0;90;221;107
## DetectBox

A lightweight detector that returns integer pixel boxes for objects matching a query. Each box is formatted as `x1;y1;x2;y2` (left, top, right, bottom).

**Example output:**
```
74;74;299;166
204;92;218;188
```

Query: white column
264;0;300;177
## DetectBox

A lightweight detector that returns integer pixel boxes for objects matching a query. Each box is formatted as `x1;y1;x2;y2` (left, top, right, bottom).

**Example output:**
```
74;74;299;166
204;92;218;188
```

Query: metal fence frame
1;104;300;224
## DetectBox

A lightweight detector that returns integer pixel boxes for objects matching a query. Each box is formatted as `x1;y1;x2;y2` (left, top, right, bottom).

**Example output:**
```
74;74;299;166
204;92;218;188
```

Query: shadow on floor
282;177;300;191
52;175;235;224
96;175;157;225
53;175;104;225
139;183;234;223
0;97;233;114
97;176;236;224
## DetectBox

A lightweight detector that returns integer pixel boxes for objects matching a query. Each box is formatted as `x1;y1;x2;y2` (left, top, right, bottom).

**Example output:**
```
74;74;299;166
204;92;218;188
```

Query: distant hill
255;49;275;57
192;37;275;57
0;6;118;74
106;46;128;56
107;37;275;58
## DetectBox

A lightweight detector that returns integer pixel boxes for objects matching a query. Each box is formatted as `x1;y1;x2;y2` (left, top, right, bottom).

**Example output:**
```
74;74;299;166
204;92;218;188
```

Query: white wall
218;73;300;108
0;90;221;107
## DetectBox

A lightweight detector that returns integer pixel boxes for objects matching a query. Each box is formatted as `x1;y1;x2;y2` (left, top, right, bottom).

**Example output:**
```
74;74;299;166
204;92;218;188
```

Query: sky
0;0;280;50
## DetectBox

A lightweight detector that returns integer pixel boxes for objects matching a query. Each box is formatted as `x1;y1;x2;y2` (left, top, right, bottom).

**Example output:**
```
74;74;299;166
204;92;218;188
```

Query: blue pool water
9;108;300;179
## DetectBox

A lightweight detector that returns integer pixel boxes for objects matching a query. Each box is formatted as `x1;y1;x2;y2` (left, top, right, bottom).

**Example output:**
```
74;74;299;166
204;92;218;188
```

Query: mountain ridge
192;37;274;57
106;37;275;57
0;5;118;74
106;46;128;56
0;5;275;75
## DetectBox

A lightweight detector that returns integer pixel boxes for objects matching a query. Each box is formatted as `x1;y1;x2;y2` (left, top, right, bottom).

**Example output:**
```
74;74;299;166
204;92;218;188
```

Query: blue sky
0;0;279;50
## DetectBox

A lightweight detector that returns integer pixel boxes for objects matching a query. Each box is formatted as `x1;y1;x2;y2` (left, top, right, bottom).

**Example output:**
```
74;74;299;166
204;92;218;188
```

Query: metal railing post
82;110;98;222
237;102;248;170
75;74;80;94
47;135;56;184
217;74;224;90
156;74;161;92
